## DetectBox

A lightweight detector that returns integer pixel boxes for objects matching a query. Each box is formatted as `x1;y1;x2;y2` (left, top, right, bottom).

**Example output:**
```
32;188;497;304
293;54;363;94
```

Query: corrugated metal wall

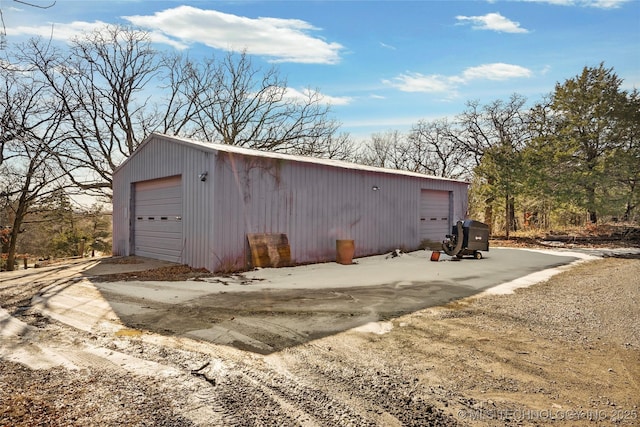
211;151;469;270
112;135;215;269
113;134;468;272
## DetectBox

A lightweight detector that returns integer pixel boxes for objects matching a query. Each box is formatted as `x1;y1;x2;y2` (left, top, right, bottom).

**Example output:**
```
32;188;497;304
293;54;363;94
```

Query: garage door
133;176;183;262
419;190;451;242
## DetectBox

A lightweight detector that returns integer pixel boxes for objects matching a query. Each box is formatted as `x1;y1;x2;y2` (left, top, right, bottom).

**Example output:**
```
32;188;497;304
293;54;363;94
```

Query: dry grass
492;223;640;248
92;264;214;282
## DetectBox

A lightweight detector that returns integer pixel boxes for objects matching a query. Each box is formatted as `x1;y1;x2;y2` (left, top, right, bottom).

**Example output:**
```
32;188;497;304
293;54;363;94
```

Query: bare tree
454;95;529;164
452;94;530;235
289;132;355;161
358;130;410;170
187;51;338;152
18;26;159;199
406;118;470;179
9;29;344;203
0;65;21;168
0;58;70;270
151;52;215;138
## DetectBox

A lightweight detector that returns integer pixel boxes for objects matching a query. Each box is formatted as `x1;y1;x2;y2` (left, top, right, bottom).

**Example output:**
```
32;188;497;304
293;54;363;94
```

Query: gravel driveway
1;251;638;426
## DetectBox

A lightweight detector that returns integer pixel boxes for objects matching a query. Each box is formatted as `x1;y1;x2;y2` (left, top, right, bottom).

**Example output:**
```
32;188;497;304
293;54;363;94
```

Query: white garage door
133;176;183;262
419;190;451;242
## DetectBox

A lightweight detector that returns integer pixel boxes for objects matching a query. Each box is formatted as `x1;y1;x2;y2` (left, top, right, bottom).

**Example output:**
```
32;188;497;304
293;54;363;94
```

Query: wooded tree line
1;25;638;269
356;68;639;236
0;190;110;270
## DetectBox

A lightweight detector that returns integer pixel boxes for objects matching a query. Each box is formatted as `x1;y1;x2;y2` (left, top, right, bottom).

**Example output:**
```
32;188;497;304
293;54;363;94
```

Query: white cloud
8;20;110;41
7;20;189;50
590;0;630;7
142;32;189;50
321;94;353;106
384;63;533;94
456;12;529;33
522;0;630;8
123;6;344;64
461;63;533;81
284;87;352;106
383;72;454;93
0;59;32;72
6;6;343;64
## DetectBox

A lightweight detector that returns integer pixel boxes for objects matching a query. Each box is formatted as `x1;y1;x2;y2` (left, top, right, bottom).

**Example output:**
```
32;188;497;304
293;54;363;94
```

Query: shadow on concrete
75;249;581;355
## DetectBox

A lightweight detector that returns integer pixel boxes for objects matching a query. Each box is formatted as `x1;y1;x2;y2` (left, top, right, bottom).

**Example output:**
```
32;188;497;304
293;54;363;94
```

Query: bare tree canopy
8;28;344;200
407;119;470;179
15;26;159;199
182;51;340;152
289;132;355;161
358;130;409;170
452;94;531;235
0;54;70;270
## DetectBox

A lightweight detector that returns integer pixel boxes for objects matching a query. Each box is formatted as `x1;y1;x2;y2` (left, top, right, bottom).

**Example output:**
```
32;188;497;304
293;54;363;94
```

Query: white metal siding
133;176;183;262
211;153;468;268
112;135;215;269
419;190;451;242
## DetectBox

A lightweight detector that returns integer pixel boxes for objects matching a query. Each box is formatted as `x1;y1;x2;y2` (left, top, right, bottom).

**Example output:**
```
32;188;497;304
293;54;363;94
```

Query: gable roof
116;132;469;184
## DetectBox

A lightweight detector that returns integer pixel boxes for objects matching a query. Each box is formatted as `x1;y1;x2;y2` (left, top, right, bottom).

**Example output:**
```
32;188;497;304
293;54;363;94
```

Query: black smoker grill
442;220;489;259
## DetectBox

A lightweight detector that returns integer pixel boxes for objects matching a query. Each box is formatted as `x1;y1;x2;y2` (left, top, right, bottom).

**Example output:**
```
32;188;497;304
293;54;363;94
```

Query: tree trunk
505;194;510;239
622;201;635;222
484;198;494;235
585;175;598;224
6;224;20;272
509;198;517;232
6;243;15;271
6;192;29;272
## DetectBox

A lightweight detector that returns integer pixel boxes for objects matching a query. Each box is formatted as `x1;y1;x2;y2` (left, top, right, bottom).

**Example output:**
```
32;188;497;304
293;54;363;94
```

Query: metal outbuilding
112;133;469;272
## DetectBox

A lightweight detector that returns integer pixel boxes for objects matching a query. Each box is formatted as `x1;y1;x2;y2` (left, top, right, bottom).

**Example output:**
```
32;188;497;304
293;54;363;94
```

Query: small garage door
133;176;183;262
419;190;451;242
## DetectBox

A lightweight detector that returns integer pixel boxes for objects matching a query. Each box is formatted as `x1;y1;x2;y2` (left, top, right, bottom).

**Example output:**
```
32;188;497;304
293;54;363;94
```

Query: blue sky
2;0;639;139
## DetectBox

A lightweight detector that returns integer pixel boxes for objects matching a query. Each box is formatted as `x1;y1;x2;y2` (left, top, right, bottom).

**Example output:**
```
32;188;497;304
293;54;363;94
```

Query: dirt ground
1;253;639;426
